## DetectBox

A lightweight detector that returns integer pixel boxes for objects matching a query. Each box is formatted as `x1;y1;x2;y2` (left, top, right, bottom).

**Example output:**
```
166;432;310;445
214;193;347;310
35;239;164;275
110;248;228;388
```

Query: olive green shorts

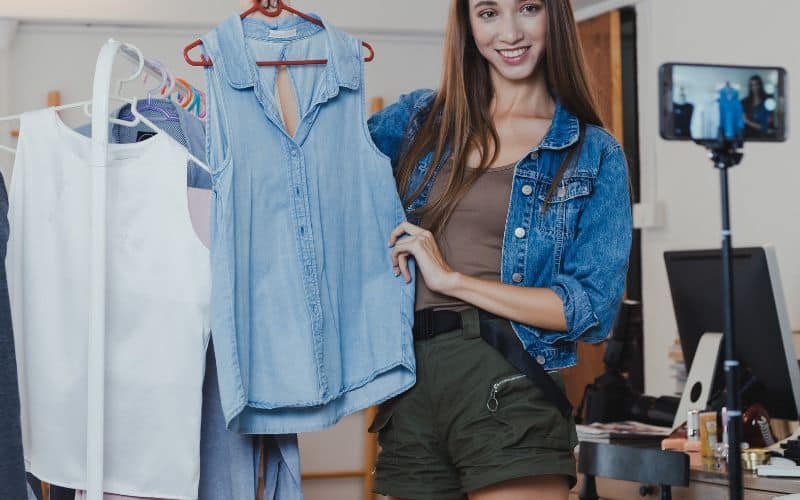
369;318;578;500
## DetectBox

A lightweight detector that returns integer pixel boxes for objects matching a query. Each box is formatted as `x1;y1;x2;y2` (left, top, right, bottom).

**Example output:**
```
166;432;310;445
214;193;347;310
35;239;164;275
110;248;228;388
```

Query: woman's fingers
397;253;411;282
388;221;424;247
390;241;413;282
390;241;408;269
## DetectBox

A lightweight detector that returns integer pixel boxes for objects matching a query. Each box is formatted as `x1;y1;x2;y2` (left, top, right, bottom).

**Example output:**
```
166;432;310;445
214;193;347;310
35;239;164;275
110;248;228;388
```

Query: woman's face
749;78;762;94
468;0;548;82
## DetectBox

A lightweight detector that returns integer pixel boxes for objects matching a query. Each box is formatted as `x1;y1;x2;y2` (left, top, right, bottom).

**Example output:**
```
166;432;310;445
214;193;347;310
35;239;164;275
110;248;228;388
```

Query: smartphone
659;63;788;142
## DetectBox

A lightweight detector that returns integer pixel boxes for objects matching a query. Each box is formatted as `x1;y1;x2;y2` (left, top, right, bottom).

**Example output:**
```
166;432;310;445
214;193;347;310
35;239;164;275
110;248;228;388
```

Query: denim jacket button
530;151;540;160
521;184;533;196
536;355;546;365
512;273;523;283
557;186;567;199
514;227;526;239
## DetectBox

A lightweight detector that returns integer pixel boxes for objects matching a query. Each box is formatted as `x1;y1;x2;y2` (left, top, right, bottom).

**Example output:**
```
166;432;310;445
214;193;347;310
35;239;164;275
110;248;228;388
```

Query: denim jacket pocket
535;176;593;240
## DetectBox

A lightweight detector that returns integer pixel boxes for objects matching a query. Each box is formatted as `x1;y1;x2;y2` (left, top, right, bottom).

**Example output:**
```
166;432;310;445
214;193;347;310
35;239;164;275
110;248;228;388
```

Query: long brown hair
395;0;603;236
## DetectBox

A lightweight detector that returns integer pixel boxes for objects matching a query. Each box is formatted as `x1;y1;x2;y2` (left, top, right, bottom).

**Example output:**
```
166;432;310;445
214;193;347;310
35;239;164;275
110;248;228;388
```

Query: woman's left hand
388;222;457;293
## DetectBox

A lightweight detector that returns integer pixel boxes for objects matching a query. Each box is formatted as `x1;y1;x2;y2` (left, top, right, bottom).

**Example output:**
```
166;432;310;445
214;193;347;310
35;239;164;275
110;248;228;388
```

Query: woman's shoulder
368;88;437;164
583;123;621;151
396;88;437;112
580;123;623;165
369;88;436;129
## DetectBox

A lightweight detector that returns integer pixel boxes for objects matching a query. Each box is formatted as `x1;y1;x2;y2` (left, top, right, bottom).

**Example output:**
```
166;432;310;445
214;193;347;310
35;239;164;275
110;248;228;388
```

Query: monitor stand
672;332;723;430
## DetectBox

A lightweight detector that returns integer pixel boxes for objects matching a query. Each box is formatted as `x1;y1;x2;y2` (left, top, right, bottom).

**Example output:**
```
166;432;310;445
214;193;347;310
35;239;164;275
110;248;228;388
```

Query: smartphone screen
660;63;787;142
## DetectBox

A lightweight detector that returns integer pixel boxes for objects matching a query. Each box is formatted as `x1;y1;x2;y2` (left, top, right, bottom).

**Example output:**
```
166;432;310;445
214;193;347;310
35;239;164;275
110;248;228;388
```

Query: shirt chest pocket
535;176;593;240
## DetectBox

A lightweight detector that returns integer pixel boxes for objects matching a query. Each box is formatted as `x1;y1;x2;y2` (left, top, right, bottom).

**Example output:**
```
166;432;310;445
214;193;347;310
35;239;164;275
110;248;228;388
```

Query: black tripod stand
701;138;744;500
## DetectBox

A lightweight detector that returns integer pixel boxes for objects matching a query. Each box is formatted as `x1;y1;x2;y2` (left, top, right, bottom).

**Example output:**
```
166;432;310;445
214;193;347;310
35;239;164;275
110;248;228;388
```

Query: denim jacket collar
211;13;361;96
538;99;581;151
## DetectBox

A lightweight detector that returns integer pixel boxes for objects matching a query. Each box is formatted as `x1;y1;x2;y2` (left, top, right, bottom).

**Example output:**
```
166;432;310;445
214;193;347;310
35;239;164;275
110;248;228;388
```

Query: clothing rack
84;38;118;500
3;40;206;499
119;45;167;84
83;39;203;500
122;45;206;118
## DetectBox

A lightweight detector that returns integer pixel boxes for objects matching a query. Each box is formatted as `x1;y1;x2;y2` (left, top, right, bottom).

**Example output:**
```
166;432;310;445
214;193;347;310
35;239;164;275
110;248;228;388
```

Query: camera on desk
579;300;680;427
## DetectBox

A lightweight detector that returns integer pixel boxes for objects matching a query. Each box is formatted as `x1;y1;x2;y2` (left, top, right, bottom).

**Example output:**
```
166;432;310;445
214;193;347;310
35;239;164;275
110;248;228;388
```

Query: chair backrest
578;442;690;487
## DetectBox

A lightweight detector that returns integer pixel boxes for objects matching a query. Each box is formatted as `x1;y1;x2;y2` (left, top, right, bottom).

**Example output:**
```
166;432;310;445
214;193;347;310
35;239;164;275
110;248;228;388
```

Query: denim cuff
550;274;600;343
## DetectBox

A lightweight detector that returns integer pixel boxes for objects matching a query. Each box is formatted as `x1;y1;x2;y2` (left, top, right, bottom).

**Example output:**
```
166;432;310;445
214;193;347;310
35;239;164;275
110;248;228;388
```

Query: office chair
578;442;690;500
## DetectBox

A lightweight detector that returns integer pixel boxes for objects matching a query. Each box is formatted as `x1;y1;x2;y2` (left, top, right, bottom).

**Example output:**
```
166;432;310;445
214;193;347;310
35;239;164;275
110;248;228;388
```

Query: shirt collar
204;13;361;93
538;99;581;151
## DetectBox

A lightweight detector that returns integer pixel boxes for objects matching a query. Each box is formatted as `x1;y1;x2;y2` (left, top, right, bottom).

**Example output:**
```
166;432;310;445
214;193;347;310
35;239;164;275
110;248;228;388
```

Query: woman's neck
489;67;554;120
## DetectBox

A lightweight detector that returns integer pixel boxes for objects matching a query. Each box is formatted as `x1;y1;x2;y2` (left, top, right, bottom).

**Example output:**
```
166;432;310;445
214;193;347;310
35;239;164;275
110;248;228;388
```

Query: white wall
0;0;449;34
635;0;800;396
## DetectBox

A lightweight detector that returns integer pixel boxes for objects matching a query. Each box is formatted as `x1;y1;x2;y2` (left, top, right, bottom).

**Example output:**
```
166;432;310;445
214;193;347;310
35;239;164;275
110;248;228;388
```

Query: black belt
413;307;573;418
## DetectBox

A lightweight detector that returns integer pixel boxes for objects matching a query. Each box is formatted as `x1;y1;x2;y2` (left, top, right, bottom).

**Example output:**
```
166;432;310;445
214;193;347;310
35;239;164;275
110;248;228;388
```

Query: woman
742;75;774;138
274;0;632;498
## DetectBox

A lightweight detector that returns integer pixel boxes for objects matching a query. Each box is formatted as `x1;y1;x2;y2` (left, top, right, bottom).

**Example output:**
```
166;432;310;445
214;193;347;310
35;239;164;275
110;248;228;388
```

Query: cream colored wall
632;0;800;397
1;0;449;34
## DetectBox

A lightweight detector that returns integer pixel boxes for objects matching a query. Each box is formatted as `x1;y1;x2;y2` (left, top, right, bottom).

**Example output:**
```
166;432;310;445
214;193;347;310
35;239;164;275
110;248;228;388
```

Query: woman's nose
498;18;524;45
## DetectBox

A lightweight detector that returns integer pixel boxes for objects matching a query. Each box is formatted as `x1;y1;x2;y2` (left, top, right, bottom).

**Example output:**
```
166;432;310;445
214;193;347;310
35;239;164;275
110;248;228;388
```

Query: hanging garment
198;341;303;500
8;108;211;499
74;493;154;500
75;99;212;190
718;86;745;140
201;14;415;434
0;173;27;500
77;100;303;500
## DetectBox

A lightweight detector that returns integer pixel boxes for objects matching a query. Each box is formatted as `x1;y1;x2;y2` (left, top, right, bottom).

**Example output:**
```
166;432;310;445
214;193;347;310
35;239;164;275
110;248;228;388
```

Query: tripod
702;138;744;500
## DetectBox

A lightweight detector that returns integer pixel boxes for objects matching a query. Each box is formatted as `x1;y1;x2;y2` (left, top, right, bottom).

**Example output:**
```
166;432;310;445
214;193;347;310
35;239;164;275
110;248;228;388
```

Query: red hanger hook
253;0;284;18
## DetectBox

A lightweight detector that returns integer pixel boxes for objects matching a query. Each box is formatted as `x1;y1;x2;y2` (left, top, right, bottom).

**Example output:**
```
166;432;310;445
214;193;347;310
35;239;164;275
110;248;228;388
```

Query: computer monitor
664;245;800;420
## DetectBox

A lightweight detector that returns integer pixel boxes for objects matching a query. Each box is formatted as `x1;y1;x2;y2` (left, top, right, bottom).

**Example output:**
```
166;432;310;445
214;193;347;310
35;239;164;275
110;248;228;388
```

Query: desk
572;463;800;499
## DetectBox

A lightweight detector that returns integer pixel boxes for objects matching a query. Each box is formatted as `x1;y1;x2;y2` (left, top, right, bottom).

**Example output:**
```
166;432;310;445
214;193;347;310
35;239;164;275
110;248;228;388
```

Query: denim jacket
368;89;632;370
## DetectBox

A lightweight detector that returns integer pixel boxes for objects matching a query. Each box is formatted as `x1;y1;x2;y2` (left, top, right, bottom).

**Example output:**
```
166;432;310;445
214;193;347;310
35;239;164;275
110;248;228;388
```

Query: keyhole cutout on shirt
275;66;300;139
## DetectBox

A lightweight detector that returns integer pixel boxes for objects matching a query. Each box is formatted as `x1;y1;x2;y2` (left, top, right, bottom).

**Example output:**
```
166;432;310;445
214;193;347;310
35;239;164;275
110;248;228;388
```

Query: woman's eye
479;9;497;19
521;3;542;15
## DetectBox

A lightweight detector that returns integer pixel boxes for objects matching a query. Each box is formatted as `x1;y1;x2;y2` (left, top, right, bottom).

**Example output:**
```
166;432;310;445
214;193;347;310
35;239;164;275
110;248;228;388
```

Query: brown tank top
415;161;515;311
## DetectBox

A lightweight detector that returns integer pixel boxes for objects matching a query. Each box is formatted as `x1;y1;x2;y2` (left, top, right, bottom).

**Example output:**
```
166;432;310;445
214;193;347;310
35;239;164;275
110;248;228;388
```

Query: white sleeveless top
7;108;211;499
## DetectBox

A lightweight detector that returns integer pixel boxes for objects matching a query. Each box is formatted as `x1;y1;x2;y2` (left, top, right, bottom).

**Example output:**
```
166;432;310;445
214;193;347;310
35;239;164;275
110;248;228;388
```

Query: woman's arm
387;222;566;330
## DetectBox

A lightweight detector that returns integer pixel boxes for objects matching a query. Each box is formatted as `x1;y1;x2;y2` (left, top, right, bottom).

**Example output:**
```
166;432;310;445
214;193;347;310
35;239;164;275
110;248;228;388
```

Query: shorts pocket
485;372;572;451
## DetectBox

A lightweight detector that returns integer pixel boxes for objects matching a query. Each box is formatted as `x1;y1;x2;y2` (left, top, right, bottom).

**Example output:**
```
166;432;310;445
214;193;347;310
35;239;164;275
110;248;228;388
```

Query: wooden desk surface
572;456;800;499
690;462;800;497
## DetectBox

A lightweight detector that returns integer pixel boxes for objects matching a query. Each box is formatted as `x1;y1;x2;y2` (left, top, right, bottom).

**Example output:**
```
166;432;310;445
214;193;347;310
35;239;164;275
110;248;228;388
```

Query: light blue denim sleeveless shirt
202;14;416;434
